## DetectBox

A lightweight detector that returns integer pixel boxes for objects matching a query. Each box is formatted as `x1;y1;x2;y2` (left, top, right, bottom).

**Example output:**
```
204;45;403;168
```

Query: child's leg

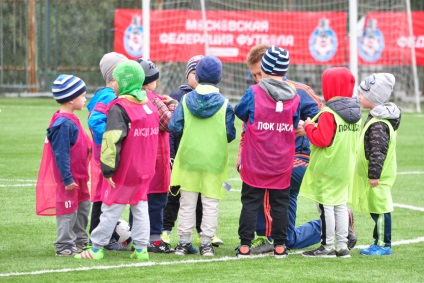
334;204;349;250
147;192;168;242
318;203;335;250
55;211;78;252
371;212;392;247
268;188;290;246
199;194;219;245
196;194;203;234
89;201;103;234
130;200;150;250
238;182;265;246
74;200;90;247
162;186;180;233
90;203;126;249
178;190;199;243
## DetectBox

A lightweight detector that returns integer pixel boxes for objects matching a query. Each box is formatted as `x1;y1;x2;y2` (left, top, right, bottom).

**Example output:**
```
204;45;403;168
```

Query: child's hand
65;182;77;191
295;120;306;136
303;117;314;127
161;95;177;105
106;177;116;189
369;179;379;187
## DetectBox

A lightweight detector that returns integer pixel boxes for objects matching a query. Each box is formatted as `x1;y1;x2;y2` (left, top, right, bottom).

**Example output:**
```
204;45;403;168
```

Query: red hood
322;67;355;102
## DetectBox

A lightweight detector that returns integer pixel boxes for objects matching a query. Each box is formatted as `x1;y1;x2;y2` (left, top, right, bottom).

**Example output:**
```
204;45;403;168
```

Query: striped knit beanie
185;55;204;79
52;74;87;104
261;45;290;77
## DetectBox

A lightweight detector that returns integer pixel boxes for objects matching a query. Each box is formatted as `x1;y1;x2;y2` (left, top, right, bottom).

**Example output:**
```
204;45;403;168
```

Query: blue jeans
256;156;321;249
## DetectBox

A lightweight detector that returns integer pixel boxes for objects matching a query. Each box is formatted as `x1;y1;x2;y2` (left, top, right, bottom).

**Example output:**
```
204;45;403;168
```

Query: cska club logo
124;15;144;58
309;18;338;62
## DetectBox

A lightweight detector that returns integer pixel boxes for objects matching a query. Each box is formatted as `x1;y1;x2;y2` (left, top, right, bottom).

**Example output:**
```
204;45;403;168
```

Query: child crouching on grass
36;74;91;256
75;60;159;260
352;73;401;256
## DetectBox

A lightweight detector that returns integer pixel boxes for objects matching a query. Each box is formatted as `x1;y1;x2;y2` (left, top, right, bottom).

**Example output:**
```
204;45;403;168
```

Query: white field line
1;237;424;278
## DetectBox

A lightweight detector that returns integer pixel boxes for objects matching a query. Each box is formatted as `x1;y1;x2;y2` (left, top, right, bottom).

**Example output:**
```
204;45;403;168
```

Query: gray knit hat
136;58;159;85
99;52;128;84
358;73;395;105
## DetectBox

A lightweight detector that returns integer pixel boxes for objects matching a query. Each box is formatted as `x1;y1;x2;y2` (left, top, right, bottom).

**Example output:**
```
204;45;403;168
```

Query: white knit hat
358;73;395;105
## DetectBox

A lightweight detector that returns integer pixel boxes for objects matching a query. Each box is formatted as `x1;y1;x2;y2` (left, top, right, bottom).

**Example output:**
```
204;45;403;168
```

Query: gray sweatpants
318;203;349;250
90;201;150;250
55;200;90;251
178;190;219;245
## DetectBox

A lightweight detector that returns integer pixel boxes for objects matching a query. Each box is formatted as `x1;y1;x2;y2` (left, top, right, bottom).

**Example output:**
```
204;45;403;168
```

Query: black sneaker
104;240;129;251
147;240;175;253
302;245;337;258
347;209;357;250
336;248;351;258
199;243;214;256
174;242;198;255
56;245;78;256
274;245;288;258
236;245;251;258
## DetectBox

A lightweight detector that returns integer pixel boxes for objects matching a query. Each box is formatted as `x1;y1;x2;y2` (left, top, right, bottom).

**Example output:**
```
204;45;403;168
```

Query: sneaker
360;244;392;256
199;243;215;256
251;236;274;254
211;235;224;247
336;248;351;258
76;243;90;253
56;245;78;256
236;245;251;258
175;242;198;255
104;241;129;251
74;247;104;260
347;209;357;250
161;231;171;244
130;249;149;260
147;240;175;253
302;245;337;258
274;245;288;258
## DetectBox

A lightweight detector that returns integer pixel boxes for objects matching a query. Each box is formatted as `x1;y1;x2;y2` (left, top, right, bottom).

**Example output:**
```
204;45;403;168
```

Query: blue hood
87;87;116;112
185;90;225;118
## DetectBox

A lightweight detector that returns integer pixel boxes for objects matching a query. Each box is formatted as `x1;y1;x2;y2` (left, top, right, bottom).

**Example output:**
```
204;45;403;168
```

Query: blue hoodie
169;84;236;143
87;87;116;145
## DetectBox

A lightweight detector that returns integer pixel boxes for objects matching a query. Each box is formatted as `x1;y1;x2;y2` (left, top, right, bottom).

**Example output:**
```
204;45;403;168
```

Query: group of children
36;44;401;260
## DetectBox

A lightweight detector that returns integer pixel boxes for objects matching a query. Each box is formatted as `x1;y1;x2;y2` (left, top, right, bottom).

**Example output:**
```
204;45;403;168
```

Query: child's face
144;80;157;91
110;78;119;94
72;92;87;110
187;71;198;89
358;93;374;110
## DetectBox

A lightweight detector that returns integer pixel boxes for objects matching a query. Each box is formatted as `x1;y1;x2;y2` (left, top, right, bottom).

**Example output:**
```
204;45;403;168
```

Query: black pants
89;201;103;234
162;186;203;233
238;182;290;246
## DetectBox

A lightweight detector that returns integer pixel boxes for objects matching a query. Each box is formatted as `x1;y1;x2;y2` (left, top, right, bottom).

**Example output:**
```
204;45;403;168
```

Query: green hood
112;60;146;101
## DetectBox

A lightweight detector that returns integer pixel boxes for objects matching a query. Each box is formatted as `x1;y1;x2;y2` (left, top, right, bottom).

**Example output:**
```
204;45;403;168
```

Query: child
352;73;401;256
75;60;159;260
169;55;236;256
87;51;128;251
136;58;178;253
163;55;224;250
36;74;91;256
300;67;361;258
235;45;300;258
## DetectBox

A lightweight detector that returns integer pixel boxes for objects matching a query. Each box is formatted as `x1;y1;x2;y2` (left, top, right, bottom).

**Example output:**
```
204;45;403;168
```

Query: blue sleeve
88;110;107;145
225;102;236;143
298;88;321;120
48;118;79;186
293;99;301;128
235;87;255;124
168;102;185;136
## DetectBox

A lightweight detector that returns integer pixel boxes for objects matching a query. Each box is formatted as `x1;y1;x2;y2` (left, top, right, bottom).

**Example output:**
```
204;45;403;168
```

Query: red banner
114;9;347;64
114;9;424;65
